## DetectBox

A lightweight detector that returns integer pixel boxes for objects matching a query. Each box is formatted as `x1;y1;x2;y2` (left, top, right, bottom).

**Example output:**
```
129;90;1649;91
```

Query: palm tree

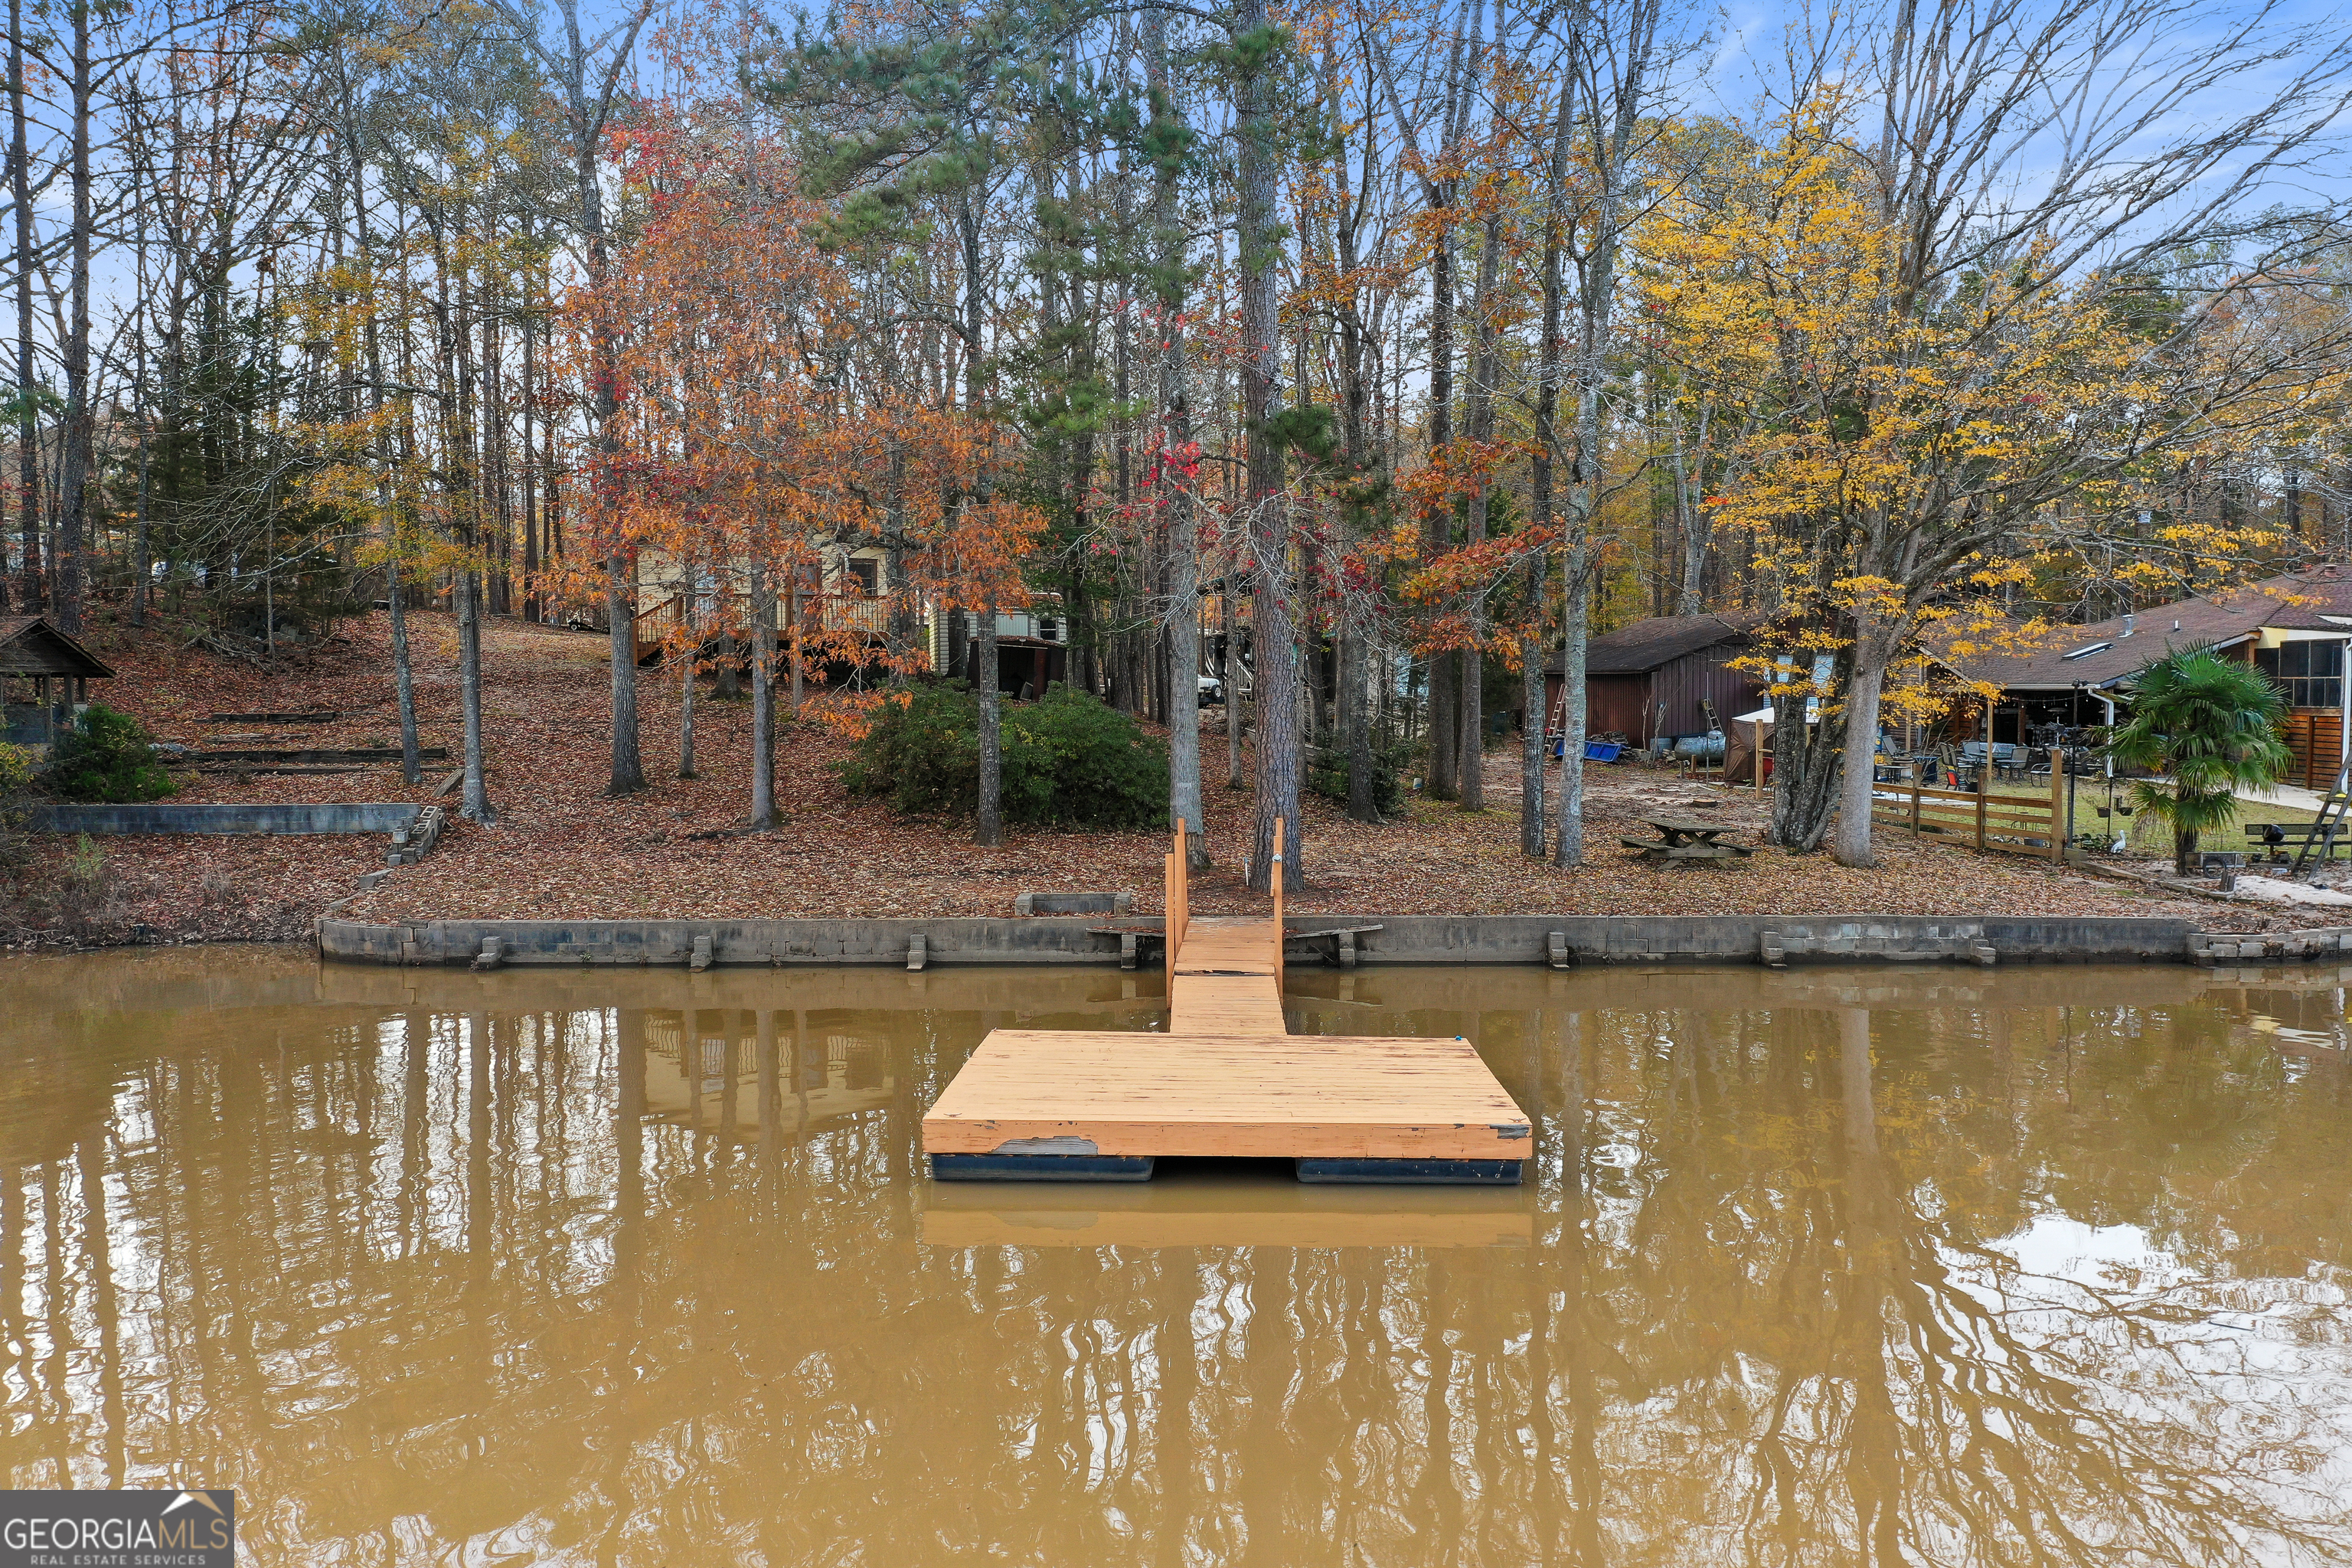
2107;648;2294;874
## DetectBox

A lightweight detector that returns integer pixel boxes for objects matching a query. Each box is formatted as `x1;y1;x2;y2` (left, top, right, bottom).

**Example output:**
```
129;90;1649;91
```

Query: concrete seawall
34;802;423;835
318;913;2214;969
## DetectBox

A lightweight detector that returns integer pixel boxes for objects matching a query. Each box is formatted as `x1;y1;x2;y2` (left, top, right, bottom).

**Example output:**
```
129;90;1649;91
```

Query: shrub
0;740;34;869
1308;734;1410;818
48;704;176;804
1009;685;1168;829
841;681;1167;829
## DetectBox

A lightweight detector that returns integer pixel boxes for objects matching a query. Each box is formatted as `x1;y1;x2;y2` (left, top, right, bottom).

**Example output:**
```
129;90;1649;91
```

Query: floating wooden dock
921;1175;1534;1249
923;822;1534;1184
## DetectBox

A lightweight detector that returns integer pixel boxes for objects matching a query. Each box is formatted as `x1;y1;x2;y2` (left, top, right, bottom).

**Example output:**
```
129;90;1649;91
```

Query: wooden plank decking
922;823;1534;1184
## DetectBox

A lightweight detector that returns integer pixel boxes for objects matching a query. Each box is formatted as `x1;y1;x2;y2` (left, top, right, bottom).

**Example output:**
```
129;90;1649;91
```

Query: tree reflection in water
2;952;2349;1566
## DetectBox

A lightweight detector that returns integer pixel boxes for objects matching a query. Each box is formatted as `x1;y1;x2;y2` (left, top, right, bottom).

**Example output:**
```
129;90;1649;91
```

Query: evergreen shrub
1308;734;1409;817
49;705;176;804
841;681;1167;830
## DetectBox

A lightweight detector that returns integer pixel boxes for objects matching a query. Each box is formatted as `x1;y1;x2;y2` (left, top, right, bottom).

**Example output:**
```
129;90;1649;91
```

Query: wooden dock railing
1271;818;1285;990
1163;818;1190;977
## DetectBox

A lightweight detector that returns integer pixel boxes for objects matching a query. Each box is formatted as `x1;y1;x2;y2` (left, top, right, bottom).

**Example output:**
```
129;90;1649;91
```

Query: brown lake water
5;950;2352;1566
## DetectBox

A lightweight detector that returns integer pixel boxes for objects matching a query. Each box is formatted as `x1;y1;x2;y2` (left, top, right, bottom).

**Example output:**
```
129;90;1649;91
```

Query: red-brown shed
1544;613;1762;747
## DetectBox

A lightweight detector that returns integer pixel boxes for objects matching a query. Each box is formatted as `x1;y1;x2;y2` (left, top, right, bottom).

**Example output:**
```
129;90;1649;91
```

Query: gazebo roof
0;616;116;680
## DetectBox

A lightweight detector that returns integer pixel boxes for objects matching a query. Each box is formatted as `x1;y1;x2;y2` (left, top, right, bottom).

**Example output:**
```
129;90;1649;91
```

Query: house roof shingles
1946;569;2352;691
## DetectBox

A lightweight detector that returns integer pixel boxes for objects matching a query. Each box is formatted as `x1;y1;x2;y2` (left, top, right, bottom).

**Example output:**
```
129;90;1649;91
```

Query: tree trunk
976;600;1002;845
1553;568;1592;865
607;555;643;792
51;0;94;635
1831;637;1892;867
459;567;493;822
1345;623;1379;822
678;606;697;779
1236;0;1298;890
1458;211;1502;812
1417;41;1466;805
958;186;1006;843
748;564;777;829
1521;558;1547;857
1225;579;1245;789
1770;647;1851;852
714;625;742;699
8;0;34;613
1148;12;1205;863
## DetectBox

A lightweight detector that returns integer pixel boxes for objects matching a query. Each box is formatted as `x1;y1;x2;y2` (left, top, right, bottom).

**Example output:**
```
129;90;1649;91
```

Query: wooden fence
1870;760;2069;861
2282;710;2345;791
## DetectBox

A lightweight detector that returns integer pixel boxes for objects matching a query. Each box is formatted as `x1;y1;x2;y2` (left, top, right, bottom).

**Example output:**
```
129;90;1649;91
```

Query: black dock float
1295;1158;1525;1186
930;1153;1156;1182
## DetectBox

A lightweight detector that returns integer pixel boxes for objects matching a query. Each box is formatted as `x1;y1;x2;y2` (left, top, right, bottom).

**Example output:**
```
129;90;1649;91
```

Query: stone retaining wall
2187;926;2352;964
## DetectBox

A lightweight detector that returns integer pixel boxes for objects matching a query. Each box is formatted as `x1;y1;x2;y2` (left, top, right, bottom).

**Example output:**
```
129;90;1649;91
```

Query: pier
922;824;1535;1184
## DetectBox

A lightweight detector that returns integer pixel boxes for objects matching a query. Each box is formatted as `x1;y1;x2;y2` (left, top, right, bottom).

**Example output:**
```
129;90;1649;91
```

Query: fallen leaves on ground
2;608;2276;946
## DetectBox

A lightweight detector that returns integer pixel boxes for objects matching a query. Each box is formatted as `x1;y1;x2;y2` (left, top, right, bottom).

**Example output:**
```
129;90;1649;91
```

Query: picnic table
1620;816;1754;863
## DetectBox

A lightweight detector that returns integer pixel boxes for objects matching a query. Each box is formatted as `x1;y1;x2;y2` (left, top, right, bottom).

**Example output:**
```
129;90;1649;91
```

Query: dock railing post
1271;817;1285;991
1168;817;1187;972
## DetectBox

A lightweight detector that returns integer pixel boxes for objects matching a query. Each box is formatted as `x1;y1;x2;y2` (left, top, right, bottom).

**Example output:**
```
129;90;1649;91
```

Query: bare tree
485;0;656;795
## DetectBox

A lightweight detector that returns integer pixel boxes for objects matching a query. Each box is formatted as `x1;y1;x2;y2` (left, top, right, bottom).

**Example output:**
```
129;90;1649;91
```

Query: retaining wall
32;802;424;835
318;912;2203;969
2186;925;2352;964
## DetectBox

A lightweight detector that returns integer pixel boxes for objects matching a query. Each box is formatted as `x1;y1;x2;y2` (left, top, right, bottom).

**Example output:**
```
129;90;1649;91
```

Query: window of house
2256;639;2343;709
846;557;880;595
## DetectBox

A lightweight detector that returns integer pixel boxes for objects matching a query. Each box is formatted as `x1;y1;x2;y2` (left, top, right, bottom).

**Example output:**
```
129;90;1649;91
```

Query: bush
1308;733;1410;818
48;704;176;804
0;741;34;869
841;681;1167;829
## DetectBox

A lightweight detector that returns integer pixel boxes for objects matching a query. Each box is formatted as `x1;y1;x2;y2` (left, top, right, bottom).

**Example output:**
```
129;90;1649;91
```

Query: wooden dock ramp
924;821;1534;1185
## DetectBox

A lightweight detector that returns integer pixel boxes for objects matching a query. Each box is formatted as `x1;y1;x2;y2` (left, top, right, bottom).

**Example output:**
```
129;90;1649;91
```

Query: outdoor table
1620;816;1754;863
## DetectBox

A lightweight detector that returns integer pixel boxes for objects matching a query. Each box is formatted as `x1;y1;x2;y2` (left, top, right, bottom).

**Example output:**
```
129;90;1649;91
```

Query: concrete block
1120;933;1138;971
471;936;503;972
1971;942;1998;967
1760;930;1787;969
1547;931;1570;971
1016;891;1132;916
690;933;714;972
906;935;927;972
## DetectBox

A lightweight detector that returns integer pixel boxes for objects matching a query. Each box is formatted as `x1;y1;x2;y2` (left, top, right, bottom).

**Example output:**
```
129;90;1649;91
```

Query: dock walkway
923;825;1534;1184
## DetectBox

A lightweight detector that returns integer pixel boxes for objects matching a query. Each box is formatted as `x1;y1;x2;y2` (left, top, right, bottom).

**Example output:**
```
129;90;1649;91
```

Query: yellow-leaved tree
1645;11;2352;864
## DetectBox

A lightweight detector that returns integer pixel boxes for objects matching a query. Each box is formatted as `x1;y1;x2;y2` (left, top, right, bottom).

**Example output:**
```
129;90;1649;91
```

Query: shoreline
307;912;2342;969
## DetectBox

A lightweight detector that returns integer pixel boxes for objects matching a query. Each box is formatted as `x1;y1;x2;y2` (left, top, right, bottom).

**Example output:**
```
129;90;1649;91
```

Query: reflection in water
3;952;2351;1564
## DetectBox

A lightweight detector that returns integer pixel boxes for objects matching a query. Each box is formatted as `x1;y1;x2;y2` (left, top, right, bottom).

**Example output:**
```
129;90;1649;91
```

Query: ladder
2288;762;2352;879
